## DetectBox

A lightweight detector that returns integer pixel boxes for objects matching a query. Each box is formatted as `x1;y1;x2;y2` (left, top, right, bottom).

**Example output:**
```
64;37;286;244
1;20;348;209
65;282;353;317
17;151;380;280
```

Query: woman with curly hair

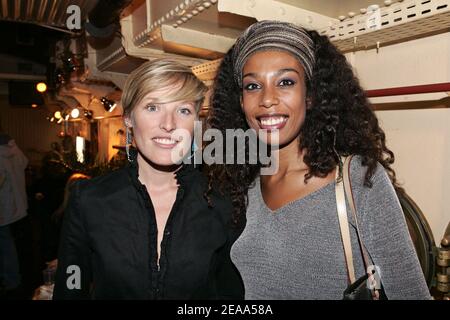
206;20;430;299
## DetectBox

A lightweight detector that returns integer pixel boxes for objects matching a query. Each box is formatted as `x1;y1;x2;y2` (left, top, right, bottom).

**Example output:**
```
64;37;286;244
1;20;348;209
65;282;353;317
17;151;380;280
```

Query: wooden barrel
397;189;436;288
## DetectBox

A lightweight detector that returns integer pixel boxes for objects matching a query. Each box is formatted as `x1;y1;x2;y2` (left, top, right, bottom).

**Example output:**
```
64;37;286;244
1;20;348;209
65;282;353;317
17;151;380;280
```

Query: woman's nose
160;113;176;132
260;87;279;108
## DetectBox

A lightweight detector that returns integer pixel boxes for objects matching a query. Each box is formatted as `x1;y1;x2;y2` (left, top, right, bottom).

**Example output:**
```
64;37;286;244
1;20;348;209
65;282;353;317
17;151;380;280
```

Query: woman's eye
179;108;192;115
279;79;296;87
244;83;260;91
145;104;158;112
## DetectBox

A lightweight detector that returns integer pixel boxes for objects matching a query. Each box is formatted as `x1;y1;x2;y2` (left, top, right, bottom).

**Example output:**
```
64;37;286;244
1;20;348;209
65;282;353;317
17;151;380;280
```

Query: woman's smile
256;114;289;131
152;137;179;149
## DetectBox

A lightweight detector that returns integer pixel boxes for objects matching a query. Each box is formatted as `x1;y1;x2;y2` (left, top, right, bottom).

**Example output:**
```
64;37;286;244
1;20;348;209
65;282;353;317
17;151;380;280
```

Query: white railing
321;0;450;42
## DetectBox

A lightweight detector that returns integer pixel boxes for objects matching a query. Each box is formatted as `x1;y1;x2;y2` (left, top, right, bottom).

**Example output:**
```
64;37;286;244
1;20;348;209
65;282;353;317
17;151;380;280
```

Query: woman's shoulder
347;155;399;222
348;155;390;190
347;155;397;217
176;164;206;187
73;166;131;199
190;168;235;224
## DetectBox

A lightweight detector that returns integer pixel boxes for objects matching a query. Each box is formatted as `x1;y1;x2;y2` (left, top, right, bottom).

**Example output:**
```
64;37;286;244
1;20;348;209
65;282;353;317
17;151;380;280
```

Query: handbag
335;155;387;300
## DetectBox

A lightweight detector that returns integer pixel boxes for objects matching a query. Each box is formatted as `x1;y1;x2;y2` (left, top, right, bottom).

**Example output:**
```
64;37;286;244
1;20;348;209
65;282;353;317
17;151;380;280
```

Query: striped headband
232;20;316;88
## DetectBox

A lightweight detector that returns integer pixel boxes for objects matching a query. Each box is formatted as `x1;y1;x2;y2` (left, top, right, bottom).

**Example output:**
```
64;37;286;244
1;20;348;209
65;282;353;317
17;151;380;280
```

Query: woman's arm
202;190;246;300
212;222;246;300
363;164;431;300
53;181;92;300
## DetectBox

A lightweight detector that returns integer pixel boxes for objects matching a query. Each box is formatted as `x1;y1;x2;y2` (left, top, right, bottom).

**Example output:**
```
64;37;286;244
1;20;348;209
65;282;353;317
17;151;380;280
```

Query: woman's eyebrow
243;72;257;79
275;68;300;76
140;97;157;104
243;68;300;79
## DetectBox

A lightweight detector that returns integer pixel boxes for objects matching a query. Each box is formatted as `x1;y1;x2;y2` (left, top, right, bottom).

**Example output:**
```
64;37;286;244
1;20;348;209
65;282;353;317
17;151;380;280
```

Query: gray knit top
230;156;431;300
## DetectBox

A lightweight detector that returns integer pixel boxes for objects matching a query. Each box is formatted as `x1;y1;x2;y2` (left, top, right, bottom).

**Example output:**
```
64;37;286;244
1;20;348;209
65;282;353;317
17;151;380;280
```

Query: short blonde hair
121;59;207;117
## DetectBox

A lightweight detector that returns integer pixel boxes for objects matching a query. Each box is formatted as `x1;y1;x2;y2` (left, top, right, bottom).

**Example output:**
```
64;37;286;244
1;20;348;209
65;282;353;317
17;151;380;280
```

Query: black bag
343;269;387;300
343;272;373;300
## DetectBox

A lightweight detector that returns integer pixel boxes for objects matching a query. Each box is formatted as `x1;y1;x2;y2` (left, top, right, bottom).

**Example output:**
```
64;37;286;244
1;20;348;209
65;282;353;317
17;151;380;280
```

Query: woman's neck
265;137;308;180
137;153;180;189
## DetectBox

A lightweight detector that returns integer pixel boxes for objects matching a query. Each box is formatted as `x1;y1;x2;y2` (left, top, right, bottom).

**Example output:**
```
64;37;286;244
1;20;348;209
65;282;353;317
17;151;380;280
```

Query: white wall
376;108;450;243
346;32;450;90
345;31;450;243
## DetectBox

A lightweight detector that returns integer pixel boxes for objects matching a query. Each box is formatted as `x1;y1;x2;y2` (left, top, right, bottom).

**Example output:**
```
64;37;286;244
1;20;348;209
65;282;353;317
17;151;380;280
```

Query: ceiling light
71;108;80;118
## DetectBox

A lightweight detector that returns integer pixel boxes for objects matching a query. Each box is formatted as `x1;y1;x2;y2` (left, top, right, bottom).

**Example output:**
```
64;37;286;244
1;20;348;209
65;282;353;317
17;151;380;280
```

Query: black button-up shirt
53;162;244;299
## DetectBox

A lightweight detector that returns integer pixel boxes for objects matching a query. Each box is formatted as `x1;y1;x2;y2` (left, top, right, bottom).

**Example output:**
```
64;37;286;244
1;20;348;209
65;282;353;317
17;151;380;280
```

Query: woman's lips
152;137;179;149
257;115;288;130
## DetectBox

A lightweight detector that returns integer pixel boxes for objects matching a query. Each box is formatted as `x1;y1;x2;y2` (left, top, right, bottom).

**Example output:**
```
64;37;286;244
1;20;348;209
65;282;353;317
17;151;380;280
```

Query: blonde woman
53;60;244;300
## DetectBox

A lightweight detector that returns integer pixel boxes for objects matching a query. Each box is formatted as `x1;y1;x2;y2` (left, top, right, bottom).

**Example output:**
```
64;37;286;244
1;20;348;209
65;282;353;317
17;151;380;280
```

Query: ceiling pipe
366;82;450;97
86;0;133;38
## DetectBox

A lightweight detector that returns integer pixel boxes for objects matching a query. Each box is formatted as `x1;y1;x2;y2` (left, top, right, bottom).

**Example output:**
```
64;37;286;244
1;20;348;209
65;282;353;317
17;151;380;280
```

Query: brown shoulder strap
342;155;372;272
335;159;356;284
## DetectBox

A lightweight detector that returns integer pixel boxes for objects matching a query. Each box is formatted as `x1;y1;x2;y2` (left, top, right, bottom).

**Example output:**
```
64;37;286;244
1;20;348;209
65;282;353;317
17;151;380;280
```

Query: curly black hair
205;29;398;222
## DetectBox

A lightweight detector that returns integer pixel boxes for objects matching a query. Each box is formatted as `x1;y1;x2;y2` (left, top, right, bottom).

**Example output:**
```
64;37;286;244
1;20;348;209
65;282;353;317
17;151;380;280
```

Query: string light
54;111;62;119
36;82;47;93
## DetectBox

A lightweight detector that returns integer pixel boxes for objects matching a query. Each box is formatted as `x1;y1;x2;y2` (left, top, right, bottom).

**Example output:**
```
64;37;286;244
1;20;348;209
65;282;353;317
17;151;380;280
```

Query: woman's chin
150;157;185;167
258;135;298;151
256;131;282;147
139;151;187;168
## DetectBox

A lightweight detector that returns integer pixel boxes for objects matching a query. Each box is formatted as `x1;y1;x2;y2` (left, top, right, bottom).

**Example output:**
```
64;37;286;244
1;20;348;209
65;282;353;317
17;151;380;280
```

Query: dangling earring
306;98;312;109
191;140;198;154
126;127;133;162
187;140;198;164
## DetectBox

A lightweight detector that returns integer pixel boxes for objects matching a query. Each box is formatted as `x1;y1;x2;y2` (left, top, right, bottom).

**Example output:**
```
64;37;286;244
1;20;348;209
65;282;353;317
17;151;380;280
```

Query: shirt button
165;230;171;236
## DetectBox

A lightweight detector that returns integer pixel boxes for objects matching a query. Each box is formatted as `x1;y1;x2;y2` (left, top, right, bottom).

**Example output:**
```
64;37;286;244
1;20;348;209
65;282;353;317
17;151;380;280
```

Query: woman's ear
306;98;312;109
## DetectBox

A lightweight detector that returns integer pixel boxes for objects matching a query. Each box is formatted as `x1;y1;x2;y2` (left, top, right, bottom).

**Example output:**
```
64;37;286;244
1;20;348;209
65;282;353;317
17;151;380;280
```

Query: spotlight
54;111;62;119
84;110;93;120
101;97;117;112
108;102;117;112
71;108;80;119
65;114;70;121
36;82;47;93
57;118;63;124
31;104;38;108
